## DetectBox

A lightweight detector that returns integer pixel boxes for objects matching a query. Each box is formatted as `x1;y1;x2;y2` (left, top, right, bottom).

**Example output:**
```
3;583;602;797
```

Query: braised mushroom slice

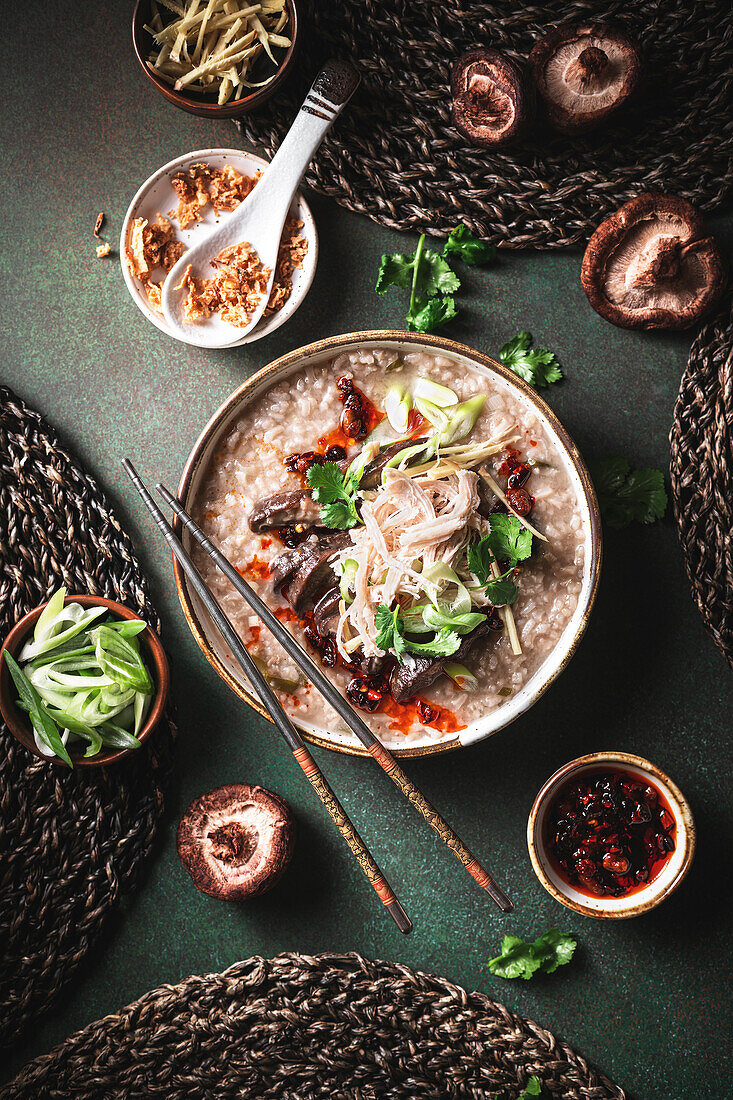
177;784;295;900
529;24;640;132
581;194;726;330
451;49;533;148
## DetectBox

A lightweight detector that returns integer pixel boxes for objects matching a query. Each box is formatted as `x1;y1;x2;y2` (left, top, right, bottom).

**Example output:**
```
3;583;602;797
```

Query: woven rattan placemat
2;951;624;1099
0;386;176;1050
670;297;733;667
237;0;733;247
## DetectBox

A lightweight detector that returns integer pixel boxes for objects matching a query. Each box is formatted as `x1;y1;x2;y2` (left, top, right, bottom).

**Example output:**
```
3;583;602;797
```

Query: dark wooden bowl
131;0;299;119
0;595;169;768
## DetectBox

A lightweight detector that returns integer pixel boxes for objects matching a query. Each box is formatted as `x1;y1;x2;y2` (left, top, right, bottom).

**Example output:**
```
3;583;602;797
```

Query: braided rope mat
2;952;624;1099
0;386;176;1050
670;297;733;667
236;0;733;248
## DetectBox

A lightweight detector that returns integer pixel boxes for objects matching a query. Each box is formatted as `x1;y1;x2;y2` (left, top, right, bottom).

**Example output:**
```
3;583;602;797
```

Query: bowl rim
131;0;299;118
118;146;319;348
0;594;170;768
527;750;696;918
172;330;602;758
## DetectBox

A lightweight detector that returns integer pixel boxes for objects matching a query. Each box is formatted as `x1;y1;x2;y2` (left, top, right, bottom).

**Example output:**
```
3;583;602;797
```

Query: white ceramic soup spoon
161;60;360;348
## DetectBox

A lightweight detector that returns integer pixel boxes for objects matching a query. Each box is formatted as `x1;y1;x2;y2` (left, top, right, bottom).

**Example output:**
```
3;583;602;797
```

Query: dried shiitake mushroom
451;48;534;148
529;24;640;133
177;784;295;900
581;194;726;330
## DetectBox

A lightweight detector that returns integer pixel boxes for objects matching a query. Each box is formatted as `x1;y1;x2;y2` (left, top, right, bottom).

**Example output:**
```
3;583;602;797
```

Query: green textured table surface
2;4;732;1097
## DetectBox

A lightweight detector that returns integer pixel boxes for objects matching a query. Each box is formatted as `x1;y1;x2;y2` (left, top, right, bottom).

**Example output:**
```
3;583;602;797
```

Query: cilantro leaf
407;295;458;333
305;461;346;503
518;1078;543;1099
442;224;497;266
537;928;577;974
375;253;414;293
306;461;361;530
499;331;563;389
415;248;460;298
374;604;461;662
377;233;461;334
403;628;461;658
488;929;576;981
376;243;459;299
483;573;518;606
467;536;495;585
375;604;399;651
487;513;533;568
589;456;667;529
467;537;519;604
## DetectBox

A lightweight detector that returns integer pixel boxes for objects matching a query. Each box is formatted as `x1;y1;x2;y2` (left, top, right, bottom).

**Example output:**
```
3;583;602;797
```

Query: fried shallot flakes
169;163;257;228
125;162;307;326
176;242;271;327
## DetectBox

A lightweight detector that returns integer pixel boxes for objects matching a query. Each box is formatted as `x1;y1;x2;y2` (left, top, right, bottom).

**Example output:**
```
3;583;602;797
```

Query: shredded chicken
334;468;484;660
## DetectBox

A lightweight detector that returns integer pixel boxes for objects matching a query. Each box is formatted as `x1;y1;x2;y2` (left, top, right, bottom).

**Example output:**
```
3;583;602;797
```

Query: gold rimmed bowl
174;331;602;757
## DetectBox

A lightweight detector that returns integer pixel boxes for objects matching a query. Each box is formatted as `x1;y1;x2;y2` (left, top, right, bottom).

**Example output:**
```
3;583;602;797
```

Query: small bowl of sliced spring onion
0;590;169;768
132;0;299;119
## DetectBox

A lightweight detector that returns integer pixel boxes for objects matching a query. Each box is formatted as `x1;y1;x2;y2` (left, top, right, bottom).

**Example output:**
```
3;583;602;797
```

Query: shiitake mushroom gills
529;23;640;132
451;49;534;148
581;194;726;331
177;784;295;900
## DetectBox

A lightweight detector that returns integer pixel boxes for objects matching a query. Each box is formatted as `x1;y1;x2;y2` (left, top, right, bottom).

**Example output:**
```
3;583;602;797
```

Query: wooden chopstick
156;482;512;913
122;460;412;935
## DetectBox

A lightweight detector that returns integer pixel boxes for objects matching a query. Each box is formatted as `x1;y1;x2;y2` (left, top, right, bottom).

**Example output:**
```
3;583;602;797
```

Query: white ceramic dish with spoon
161;61;359;346
119;147;318;346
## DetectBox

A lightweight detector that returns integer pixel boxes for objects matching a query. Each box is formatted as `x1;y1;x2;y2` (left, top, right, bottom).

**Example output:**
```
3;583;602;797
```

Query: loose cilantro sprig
488;930;576;981
376;224;495;333
589;456;667;529
442;224;497;266
306;461;362;530
499;332;563;389
468;514;533;605
375;603;461;664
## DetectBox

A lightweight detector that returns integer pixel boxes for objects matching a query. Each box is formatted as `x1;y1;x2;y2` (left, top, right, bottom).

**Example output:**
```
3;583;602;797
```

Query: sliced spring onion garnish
413;377;459;407
422;562;472;616
346;441;380;483
413;396;450;430
436;394;486;445
5;589;152;767
443;663;479;692
339;558;359;602
385;384;412;434
422;606;486;635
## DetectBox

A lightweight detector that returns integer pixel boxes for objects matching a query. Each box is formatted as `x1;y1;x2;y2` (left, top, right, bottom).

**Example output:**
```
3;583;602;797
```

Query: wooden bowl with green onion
0;594;169;768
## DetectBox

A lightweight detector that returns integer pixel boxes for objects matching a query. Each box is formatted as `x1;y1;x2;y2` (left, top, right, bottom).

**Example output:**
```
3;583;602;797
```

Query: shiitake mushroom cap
451;48;534;148
529;23;641;133
581;193;727;331
177;784;295;900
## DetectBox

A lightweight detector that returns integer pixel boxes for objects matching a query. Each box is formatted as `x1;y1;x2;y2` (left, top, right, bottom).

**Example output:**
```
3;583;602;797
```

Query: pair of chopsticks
124;460;512;931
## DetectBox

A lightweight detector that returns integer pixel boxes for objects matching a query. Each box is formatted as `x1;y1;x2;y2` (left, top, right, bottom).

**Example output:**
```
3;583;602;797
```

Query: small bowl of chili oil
528;752;695;919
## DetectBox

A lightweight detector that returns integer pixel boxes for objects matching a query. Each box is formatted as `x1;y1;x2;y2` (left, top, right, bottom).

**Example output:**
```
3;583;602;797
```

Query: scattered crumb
176;242;271;327
169;163;257;228
94;212;105;238
95;242;111;258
